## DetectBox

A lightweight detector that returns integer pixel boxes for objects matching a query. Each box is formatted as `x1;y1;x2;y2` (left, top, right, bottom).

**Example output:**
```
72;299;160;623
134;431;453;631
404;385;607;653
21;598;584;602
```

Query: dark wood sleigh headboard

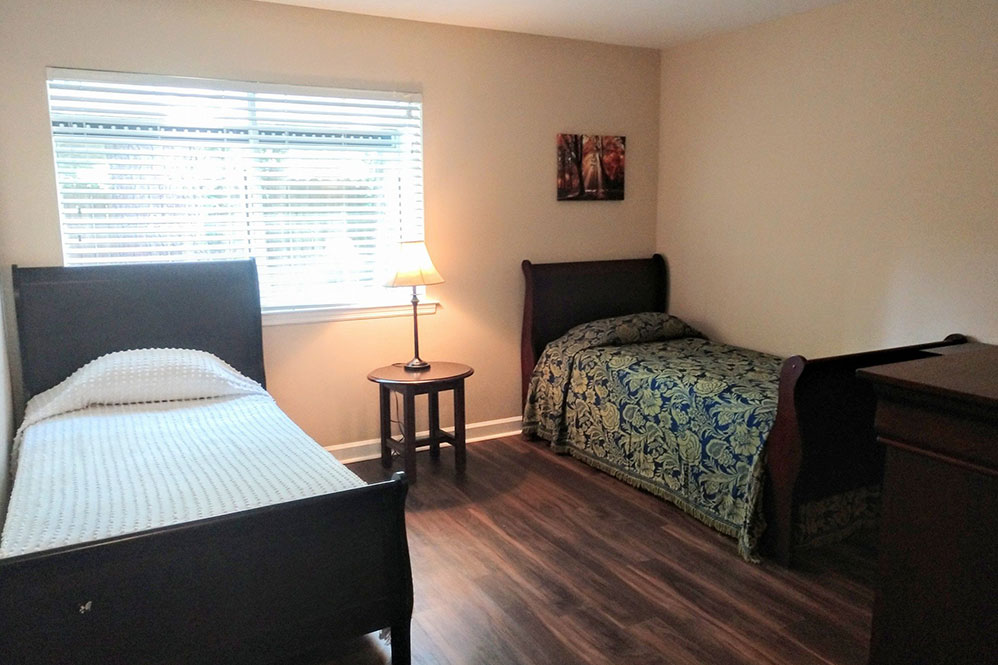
521;254;668;404
13;259;266;399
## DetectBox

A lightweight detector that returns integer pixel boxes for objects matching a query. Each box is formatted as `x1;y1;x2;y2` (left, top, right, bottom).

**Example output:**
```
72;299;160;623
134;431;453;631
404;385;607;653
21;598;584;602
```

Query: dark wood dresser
858;345;998;665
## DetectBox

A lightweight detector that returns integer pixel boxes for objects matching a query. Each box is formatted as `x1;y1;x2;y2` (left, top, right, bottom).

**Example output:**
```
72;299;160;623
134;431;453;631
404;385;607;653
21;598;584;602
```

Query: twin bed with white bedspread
0;260;412;665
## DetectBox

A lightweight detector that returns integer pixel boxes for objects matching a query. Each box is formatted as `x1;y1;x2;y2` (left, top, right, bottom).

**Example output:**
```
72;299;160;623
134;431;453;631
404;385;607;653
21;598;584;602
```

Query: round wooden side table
367;362;474;483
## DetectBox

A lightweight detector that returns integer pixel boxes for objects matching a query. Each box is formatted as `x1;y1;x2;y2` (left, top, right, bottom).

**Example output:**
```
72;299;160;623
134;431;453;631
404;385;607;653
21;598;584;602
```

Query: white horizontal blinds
47;70;423;309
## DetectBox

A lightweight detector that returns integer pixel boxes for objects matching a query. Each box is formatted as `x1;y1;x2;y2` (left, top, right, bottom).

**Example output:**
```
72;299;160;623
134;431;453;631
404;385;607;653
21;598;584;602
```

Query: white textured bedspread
1;351;365;558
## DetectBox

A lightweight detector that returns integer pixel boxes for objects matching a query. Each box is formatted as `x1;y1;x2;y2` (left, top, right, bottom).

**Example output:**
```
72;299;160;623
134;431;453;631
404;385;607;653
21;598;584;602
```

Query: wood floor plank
314;436;873;665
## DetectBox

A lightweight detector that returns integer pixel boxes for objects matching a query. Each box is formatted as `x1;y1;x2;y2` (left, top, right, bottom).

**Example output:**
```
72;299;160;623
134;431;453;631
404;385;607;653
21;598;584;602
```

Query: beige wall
6;0;990;461
658;0;997;358
0;0;660;452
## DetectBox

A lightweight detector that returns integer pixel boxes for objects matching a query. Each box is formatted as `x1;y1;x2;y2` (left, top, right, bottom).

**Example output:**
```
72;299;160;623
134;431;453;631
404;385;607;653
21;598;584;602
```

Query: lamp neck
405;286;429;371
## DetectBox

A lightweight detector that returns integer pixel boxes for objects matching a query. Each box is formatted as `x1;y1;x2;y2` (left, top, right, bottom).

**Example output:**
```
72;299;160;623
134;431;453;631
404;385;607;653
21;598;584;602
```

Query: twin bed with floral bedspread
520;255;967;563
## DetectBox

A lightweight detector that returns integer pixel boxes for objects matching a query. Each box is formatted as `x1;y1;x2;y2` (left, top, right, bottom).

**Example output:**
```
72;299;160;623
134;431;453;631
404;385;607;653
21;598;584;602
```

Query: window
46;69;424;317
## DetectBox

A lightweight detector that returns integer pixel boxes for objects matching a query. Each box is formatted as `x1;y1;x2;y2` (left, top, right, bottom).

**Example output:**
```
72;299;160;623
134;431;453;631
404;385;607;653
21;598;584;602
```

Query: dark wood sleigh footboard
762;333;967;565
0;474;413;665
521;254;968;565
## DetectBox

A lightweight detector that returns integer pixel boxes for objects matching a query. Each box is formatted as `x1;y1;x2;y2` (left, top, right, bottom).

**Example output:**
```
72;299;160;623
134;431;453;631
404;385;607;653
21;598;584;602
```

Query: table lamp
385;240;444;371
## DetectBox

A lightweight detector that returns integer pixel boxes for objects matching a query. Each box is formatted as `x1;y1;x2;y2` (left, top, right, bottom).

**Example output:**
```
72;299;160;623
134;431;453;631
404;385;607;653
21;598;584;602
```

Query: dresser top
858;345;998;413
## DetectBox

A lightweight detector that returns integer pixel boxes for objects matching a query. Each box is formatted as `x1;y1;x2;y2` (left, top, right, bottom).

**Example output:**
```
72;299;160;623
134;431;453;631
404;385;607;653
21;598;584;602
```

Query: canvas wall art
556;134;625;201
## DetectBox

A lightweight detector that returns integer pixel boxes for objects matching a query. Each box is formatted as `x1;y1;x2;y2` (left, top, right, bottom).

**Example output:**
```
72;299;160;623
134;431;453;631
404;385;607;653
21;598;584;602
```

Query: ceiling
255;0;844;49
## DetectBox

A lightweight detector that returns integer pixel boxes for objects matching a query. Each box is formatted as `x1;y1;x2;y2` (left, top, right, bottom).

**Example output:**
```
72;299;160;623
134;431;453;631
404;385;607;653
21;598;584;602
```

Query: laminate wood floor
318;436;875;665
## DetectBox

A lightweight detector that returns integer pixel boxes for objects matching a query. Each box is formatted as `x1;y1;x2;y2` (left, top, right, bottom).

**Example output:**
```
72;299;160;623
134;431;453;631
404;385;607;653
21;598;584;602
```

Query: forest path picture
557;133;625;200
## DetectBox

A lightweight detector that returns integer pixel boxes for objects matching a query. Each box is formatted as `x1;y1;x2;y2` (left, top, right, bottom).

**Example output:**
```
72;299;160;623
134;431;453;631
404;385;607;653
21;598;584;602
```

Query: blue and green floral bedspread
522;312;784;560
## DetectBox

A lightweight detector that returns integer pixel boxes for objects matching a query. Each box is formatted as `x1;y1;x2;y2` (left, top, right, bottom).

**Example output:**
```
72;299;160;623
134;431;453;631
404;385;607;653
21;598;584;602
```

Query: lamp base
404;358;430;372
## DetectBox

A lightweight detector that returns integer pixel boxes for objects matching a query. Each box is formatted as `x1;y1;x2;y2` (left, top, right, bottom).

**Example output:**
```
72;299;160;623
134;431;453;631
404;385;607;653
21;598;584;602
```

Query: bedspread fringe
566;447;761;562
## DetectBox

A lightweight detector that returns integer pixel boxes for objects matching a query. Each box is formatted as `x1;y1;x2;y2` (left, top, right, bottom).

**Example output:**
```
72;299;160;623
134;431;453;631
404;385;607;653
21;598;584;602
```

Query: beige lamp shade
385;240;444;287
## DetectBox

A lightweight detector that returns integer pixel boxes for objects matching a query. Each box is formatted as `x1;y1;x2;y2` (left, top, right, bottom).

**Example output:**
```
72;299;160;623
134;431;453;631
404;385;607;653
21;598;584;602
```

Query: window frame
45;68;432;324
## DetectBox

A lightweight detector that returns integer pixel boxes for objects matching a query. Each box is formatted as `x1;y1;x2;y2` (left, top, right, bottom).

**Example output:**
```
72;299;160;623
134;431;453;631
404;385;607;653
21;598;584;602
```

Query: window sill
262;301;438;327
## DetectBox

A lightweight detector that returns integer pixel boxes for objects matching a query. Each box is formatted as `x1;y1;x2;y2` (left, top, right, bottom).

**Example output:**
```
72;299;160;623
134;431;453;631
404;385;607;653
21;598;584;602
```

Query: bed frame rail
0;473;413;665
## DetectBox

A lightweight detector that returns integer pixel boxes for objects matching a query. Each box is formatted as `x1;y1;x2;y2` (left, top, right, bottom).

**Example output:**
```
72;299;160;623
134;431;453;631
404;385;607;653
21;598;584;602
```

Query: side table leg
428;390;441;459
454;380;467;473
379;385;392;468
403;389;417;483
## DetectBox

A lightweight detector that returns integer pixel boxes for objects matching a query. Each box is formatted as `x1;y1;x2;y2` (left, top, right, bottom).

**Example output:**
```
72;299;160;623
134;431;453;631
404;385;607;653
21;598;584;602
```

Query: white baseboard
325;415;523;464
